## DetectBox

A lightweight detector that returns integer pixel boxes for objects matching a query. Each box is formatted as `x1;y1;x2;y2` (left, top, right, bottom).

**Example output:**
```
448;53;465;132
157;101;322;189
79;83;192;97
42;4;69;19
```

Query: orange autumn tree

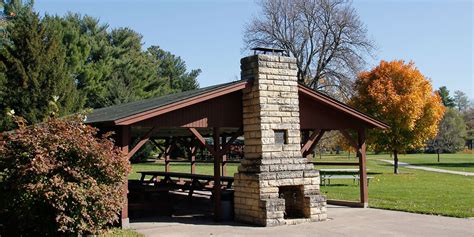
351;60;445;173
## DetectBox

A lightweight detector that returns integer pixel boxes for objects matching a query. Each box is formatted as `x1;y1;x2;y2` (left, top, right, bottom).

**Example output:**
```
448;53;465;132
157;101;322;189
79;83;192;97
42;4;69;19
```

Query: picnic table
137;171;234;197
319;168;373;186
320;168;360;172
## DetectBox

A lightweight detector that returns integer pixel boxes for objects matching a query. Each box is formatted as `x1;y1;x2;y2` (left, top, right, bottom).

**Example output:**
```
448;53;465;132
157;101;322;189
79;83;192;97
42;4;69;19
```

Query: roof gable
298;84;389;129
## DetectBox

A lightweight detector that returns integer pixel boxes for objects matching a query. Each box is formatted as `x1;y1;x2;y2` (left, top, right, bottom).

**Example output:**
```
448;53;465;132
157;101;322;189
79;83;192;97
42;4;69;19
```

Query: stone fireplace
233;52;327;226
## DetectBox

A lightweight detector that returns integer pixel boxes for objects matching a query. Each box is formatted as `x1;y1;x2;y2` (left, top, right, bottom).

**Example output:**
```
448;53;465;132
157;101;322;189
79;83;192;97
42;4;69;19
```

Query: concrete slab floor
130;206;473;237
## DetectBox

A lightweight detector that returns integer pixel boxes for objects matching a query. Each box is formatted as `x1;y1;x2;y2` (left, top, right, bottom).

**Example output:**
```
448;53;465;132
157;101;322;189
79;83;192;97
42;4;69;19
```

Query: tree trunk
393;149;399;174
437;149;440;163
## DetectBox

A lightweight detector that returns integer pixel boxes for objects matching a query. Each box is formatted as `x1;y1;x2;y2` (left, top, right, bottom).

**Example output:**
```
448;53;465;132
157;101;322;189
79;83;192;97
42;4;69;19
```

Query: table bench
321;174;373;186
137;171;234;197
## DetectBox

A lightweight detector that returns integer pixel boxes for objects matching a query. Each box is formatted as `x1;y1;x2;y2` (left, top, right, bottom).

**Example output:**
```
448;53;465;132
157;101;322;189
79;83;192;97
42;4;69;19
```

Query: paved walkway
130;206;473;237
380;160;474;176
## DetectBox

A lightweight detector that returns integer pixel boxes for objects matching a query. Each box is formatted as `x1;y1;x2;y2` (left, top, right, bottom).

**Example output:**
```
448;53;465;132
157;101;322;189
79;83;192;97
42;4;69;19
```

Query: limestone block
278;56;297;63
279;105;299;112
280;171;304;179
260;116;281;123
261;144;283;152
260;187;279;194
257;172;277;180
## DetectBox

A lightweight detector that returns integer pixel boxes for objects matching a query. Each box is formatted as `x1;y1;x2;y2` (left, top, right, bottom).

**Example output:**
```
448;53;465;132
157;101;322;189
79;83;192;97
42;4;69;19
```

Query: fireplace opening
278;185;307;219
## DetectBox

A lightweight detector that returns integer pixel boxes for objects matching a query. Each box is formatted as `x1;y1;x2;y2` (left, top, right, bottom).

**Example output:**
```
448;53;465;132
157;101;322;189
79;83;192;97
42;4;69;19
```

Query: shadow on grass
321;184;353;187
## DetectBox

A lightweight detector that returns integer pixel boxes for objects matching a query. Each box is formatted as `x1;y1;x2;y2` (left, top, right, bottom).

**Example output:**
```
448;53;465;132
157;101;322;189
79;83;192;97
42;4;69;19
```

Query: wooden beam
150;139;164;152
301;130;310;148
189;128;205;145
213;127;222;221
126;126;157;160
301;129;325;157
188;128;217;157
221;128;243;153
340;130;358;149
150;139;165;159
301;129;320;153
358;129;368;207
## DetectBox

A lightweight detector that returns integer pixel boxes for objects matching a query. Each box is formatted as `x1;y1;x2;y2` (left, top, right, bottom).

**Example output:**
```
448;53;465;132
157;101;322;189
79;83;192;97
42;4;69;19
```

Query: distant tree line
427;86;471;159
0;0;200;131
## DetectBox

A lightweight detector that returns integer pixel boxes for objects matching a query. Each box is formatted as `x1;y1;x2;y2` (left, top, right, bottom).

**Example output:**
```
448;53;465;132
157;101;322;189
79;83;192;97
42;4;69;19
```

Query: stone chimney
233;52;327;226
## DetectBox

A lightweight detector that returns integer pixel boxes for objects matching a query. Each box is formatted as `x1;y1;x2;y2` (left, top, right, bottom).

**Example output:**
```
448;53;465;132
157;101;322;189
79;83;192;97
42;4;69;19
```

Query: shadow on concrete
129;190;250;227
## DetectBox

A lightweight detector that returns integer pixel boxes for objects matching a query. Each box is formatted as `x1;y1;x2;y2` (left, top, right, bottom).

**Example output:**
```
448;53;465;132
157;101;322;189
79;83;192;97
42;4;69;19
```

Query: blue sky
35;0;473;98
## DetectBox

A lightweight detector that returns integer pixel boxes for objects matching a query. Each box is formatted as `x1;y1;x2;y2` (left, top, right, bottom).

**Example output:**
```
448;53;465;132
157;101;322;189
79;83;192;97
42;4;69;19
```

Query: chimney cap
251;47;287;56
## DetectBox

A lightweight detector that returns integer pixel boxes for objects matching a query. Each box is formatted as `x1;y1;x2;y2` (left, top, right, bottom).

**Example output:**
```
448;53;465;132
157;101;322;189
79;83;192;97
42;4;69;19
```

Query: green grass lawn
130;153;474;218
373;153;473;172
319;158;474;218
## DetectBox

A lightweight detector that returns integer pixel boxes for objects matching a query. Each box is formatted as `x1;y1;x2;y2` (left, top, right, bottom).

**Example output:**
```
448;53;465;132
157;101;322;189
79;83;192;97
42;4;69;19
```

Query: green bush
0;115;130;235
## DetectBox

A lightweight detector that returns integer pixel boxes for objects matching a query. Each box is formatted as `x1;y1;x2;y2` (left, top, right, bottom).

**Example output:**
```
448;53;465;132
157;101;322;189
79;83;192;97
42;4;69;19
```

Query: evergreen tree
0;8;83;130
0;3;201;131
438;86;455;108
148;45;200;92
1;1;30;44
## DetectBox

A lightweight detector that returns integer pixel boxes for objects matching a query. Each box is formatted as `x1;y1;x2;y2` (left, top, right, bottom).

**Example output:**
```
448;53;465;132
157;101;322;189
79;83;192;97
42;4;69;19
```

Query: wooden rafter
150;139;164;152
301;129;325;157
188;128;217;157
220;128;243;155
340;130;358;149
126;126;158;159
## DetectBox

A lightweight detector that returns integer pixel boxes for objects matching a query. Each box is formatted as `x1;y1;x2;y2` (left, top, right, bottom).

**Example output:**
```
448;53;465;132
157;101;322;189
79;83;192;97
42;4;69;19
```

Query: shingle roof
85;80;246;124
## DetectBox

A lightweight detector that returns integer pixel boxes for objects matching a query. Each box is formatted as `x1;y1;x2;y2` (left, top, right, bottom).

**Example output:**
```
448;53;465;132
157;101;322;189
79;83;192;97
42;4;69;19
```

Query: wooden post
213;127;222;221
357;129;368;207
165;138;172;172
221;135;227;176
117;125;130;228
190;143;197;174
188;127;225;221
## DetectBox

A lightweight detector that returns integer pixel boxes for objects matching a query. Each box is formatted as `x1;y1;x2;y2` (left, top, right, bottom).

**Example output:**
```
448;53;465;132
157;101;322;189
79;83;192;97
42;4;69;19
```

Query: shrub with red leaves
0;115;130;235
